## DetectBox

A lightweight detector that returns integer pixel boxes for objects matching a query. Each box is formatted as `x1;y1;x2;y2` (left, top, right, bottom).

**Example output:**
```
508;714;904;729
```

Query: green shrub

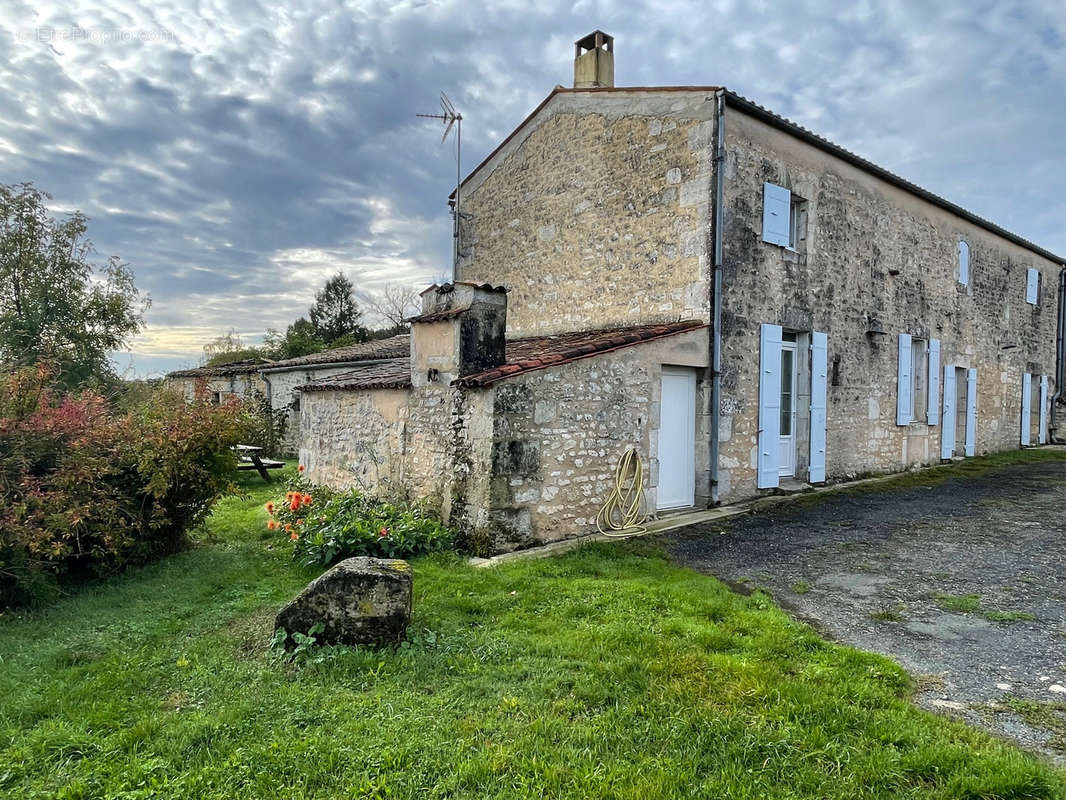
0;364;251;607
267;478;455;566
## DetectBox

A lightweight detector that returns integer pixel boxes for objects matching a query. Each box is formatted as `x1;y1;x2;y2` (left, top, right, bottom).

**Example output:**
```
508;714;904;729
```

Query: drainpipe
1051;265;1066;442
710;89;726;505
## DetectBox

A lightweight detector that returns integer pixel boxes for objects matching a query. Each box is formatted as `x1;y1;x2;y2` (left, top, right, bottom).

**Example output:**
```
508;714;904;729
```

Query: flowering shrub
267;477;455;567
0;365;250;607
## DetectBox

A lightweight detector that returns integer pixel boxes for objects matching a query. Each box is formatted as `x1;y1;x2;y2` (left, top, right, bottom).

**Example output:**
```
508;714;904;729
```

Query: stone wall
265;366;363;456
717;108;1062;501
457;89;716;337
478;329;710;552
298;388;411;493
164;373;266;403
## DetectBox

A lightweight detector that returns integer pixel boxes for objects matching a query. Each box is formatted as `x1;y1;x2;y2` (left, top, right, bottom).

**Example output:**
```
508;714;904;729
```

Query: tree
0;183;147;389
201;329;270;367
366;282;420;338
308;273;367;345
264;317;324;359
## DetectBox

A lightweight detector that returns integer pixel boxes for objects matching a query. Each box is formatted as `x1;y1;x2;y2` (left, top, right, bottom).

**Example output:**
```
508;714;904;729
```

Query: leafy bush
0;365;250;607
267;477;455;566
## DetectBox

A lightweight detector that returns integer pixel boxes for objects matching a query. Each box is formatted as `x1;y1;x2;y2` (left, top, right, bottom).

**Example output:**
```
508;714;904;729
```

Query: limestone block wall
164;374;266;403
265;367;363;456
457;90;716;337
717;108;1061;501
298;388;410;492
479;330;709;552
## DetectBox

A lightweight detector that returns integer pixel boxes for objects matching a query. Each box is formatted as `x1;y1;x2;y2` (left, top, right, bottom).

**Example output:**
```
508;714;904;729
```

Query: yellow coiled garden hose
595;448;650;538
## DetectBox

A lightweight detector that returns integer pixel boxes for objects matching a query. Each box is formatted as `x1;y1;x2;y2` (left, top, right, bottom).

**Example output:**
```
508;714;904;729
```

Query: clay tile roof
166;358;273;378
299;358;412;392
406;308;467;324
456;319;707;388
262;334;410;371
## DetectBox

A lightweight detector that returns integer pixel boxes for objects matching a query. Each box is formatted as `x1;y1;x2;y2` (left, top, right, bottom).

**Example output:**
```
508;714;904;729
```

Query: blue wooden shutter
1026;269;1039;305
1039;374;1049;444
940;365;956;459
957;241;969;285
927;339;940;425
762;183;791;247
809;331;828;483
896;333;913;425
757;323;782;488
1021;372;1032;446
965;368;977;457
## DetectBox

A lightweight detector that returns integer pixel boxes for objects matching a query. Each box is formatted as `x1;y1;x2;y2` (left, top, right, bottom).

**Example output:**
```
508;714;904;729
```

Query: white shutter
1039;374;1049;445
965;368;977;457
941;365;956;459
957;241;969;286
809;331;828;483
897;333;913;425
757;323;782;489
1026;269;1039;305
1021;372;1032;446
762;183;791;247
927;339;940;425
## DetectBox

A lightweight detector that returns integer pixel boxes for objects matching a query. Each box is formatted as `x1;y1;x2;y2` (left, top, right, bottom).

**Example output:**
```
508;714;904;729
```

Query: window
762;182;808;250
211;391;224;405
1026;268;1040;305
957;240;970;286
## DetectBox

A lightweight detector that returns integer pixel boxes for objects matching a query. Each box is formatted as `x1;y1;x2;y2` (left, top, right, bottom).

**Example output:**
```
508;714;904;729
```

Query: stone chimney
410;282;507;388
573;31;614;89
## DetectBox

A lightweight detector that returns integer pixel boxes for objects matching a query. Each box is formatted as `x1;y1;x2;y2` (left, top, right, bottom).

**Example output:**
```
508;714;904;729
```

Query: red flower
378;527;390;538
298;465;306;472
302;494;313;505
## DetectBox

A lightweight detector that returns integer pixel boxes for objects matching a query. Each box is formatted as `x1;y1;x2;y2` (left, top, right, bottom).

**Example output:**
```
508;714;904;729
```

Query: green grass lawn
1;467;1063;799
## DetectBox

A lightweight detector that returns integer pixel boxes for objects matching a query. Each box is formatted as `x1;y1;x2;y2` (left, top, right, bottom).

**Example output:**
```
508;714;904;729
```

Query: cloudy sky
2;0;1064;376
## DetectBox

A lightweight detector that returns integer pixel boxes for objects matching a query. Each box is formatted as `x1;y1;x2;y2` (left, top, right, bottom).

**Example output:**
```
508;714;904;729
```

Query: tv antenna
417;92;463;280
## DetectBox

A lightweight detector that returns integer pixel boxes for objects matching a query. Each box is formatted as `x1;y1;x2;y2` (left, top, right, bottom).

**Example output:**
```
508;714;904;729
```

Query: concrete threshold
468;445;1065;568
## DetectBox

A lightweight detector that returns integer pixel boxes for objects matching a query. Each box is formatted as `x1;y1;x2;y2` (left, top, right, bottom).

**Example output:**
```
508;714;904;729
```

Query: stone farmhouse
165;359;270;405
213;32;1066;554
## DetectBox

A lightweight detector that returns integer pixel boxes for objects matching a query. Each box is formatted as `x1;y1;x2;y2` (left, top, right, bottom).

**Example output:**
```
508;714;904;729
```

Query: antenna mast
417;92;463;281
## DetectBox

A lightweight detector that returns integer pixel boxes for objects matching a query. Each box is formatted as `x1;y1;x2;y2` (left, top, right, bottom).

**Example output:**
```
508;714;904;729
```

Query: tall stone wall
266;367;363;456
480;330;709;552
457;90;716;337
717;109;1061;501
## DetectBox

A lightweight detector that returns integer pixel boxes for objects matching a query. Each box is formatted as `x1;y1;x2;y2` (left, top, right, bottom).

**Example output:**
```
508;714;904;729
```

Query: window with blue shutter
809;332;828;483
1039;374;1049;444
1026;269;1040;305
757;324;782;489
896;333;913;425
940;365;956;459
762;183;791;247
1021;372;1032;446
965;369;977;457
958;241;969;286
927;339;940;425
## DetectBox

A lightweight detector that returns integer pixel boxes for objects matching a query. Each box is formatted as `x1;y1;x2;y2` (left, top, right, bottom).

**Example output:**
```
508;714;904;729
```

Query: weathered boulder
275;557;412;648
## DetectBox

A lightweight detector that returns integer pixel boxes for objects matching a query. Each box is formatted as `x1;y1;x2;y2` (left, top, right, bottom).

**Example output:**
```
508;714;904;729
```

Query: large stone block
275;557;412;648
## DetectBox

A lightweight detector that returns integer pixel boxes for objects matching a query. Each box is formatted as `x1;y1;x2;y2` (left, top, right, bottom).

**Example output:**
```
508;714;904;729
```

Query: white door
778;342;798;477
657;367;696;510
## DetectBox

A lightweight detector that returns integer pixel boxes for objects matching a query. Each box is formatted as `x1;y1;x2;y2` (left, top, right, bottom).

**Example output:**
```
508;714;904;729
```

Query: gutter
710;89;726;506
1052;265;1066;442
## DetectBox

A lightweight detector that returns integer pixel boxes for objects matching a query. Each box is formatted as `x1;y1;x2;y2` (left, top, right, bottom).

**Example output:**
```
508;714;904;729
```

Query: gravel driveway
665;456;1066;762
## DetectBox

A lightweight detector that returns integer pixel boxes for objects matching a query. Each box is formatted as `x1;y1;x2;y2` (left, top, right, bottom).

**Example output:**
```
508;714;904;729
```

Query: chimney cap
575;30;613;56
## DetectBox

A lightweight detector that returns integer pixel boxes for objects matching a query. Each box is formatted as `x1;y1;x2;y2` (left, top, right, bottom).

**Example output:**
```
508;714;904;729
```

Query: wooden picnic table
234;445;285;481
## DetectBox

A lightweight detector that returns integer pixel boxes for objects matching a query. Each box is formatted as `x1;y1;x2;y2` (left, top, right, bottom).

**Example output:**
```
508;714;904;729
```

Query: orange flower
298;465;306;472
285;492;295;501
267;519;278;531
290;498;300;512
302;494;313;505
284;523;292;533
296;519;304;526
265;502;275;514
378;527;390;538
290;530;299;541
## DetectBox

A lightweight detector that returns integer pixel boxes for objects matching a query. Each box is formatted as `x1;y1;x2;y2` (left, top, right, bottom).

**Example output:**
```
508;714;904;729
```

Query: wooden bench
234;445;285;481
